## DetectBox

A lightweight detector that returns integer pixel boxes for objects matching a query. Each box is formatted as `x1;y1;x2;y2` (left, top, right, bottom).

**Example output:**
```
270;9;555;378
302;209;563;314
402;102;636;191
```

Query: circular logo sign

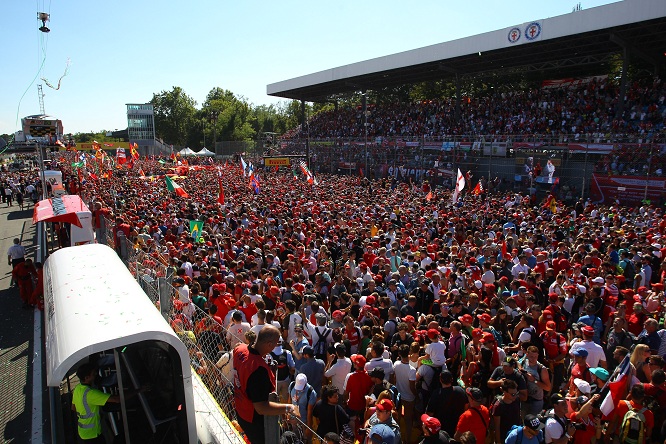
524;22;541;41
507;27;521;44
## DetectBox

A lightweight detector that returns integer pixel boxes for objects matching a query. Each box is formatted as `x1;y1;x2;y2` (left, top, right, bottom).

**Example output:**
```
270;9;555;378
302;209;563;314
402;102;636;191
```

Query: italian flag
165;175;189;198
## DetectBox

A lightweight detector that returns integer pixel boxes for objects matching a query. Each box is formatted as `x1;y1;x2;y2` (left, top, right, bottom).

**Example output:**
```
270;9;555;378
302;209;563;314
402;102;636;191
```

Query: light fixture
38;12;50;33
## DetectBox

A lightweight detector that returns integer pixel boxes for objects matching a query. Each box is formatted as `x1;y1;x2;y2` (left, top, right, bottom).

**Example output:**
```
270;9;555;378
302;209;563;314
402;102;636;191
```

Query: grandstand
267;0;666;205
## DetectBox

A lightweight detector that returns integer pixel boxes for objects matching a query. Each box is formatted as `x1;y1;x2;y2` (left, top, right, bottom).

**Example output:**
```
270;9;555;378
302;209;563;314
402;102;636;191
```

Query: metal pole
644;144;653;202
581;138;589;199
363;92;368;176
114;349;132;444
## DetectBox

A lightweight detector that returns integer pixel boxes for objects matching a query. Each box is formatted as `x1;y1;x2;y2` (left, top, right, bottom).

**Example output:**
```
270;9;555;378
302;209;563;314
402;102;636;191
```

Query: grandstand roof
267;0;666;102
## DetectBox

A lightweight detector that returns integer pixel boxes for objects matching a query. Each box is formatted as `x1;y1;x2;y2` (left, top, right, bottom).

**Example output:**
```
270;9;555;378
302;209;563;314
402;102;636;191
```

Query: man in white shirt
393;345;417;441
365;341;395;382
568;326;606;369
324;344;352;396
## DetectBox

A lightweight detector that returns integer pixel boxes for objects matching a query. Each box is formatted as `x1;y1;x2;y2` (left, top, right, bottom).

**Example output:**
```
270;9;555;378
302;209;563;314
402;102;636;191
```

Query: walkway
0;202;44;443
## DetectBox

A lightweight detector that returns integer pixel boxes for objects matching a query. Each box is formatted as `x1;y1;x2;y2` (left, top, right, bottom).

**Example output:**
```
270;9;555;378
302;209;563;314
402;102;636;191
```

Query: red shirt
540;331;567;360
614;399;654;432
344;370;373;411
456;405;489;444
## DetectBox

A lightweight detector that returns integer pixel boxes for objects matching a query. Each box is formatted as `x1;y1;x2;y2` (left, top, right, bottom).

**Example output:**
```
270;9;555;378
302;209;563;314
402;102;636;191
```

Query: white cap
474;280;483;289
524;248;533;254
573;378;591;394
294;373;307;391
592;277;605;284
578;285;587;294
518;331;532;343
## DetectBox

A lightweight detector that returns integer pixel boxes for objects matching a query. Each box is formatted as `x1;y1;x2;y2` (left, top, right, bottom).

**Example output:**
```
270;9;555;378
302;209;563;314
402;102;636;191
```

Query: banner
541;75;608;89
590;174;666;206
264;157;291;167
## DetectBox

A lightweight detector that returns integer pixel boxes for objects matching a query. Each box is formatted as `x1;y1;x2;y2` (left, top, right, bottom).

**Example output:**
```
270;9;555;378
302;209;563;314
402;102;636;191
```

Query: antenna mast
38;84;46;115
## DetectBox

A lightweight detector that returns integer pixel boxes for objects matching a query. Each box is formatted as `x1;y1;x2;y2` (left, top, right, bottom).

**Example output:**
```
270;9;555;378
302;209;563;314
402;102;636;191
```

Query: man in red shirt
343;354;373;421
609;383;654;443
540;321;568;397
454;387;489;444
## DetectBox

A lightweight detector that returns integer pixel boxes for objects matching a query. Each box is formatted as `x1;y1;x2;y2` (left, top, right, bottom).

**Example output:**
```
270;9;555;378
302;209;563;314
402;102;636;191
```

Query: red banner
589;174;666;206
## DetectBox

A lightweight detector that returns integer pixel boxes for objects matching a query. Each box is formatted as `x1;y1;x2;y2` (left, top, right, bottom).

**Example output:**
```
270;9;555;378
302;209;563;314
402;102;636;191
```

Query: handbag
334;407;354;444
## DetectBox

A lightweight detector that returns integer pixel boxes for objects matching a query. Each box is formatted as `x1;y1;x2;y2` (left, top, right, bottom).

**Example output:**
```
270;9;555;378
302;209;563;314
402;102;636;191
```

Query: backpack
270;350;291;381
521;327;544;358
288;381;314;405
313;327;331;360
619;400;647;444
470;362;491;397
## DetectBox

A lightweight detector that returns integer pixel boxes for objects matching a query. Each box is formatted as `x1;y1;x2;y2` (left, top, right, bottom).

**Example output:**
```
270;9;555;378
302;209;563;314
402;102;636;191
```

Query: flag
116;147;127;165
249;172;260;194
217;176;225;205
165;175;189;198
129;143;139;160
139;168;146;178
600;355;631;417
240;156;248;176
501;241;508;260
298;161;318;185
359;167;364;177
189;220;204;241
452;168;466;204
546;159;556;180
425;191;433;201
473;182;483;195
170;152;177;161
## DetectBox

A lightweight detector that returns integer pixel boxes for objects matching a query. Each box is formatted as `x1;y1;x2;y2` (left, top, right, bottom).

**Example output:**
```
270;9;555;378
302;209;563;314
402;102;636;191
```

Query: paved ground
0;202;39;443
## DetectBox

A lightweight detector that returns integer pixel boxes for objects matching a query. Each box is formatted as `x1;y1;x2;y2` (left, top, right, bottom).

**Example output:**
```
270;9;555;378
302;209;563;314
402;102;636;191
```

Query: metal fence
279;135;666;205
102;219;323;443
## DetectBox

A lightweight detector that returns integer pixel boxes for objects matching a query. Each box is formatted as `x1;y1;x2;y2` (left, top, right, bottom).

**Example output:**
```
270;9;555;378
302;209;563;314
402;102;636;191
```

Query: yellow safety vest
72;384;111;439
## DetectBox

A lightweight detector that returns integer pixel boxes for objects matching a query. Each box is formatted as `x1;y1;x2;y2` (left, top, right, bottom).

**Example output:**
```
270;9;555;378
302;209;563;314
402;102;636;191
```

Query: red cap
404;315;415;323
582;326;595;336
332;310;343;320
472;328;483;338
652;283;664;291
375;399;394;411
480;332;495;344
366;295;376;305
427;328;440;339
351;354;366;367
458;314;474;324
477;313;492;324
546;321;556;330
420;414;442;434
548;292;559;301
638;286;648;293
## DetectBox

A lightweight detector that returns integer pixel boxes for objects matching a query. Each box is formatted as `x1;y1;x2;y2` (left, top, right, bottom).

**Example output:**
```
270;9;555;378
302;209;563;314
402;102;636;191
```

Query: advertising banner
264;157;291;166
590;174;666;205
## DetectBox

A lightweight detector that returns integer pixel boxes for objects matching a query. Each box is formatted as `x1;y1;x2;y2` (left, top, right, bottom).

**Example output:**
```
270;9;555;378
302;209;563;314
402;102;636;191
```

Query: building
126;103;155;143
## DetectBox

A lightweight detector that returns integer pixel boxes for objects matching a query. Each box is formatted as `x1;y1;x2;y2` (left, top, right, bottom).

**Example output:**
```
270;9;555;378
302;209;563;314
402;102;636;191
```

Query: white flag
452;168;466;204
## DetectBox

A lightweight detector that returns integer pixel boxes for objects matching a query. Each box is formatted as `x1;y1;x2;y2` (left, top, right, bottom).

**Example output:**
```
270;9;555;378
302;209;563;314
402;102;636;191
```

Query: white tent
178;147;196;156
197;147;215;156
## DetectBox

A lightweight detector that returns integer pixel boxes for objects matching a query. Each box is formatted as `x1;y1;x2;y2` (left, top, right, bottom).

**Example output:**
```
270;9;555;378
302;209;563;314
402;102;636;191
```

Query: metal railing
101;220;324;443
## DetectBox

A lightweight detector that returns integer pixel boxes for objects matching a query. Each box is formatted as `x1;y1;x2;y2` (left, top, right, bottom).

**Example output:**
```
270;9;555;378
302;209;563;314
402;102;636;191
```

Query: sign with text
590;174;666;206
264;157;291;166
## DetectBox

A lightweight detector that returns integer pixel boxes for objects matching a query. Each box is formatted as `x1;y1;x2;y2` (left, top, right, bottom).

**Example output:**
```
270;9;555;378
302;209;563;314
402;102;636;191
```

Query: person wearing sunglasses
490;379;522;444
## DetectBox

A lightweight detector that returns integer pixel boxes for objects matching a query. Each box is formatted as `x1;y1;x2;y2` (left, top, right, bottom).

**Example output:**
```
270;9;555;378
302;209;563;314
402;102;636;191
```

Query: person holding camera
545;393;578;444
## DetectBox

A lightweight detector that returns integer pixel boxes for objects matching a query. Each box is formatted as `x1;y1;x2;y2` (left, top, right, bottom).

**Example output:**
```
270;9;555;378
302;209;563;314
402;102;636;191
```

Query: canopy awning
33;195;87;228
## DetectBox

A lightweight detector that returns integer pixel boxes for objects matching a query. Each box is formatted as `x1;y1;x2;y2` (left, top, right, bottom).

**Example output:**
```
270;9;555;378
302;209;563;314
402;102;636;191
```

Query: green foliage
151;86;198;146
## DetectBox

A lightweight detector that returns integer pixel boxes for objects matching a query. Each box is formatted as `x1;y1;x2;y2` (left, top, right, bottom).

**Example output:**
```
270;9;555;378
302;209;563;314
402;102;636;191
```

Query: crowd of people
55;149;664;444
283;77;666;142
4;142;666;444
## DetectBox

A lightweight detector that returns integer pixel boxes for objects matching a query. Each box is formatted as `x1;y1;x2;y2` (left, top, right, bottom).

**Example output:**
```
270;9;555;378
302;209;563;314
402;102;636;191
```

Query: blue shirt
578;314;603;345
289;383;317;421
505;426;543;444
299;358;326;395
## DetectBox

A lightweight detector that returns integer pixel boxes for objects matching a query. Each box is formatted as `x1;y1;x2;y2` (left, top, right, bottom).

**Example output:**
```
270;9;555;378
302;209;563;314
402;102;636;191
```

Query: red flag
501;241;508;259
139;168;146;177
473;182;483;195
217;179;225;205
425;191;433;201
170;152;177;161
116;147;127;165
130;143;139;160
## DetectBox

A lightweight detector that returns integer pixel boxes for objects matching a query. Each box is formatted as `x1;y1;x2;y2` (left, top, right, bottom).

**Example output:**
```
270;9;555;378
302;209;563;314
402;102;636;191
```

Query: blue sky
1;0;618;135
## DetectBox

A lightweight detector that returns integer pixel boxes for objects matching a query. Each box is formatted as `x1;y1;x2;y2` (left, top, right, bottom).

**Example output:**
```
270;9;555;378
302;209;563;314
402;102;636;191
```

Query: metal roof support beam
610;33;659;73
301;99;310;169
616;48;629;119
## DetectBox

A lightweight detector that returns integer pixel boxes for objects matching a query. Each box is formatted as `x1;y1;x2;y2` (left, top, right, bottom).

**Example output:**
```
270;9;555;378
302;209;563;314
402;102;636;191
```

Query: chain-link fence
277;135;666;206
99;218;323;443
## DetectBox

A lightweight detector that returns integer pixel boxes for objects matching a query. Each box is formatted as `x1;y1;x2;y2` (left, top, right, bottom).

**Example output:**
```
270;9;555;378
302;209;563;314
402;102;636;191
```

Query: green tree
151;87;197;146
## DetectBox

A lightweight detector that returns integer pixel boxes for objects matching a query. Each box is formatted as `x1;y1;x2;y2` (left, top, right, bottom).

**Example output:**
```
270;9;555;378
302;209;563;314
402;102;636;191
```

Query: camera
572;422;587;431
